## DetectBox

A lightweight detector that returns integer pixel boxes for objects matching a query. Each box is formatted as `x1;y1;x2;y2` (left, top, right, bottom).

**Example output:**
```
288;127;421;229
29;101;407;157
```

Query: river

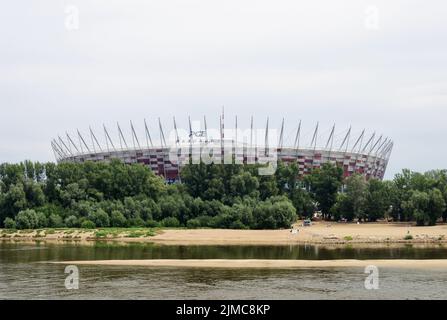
1;241;447;299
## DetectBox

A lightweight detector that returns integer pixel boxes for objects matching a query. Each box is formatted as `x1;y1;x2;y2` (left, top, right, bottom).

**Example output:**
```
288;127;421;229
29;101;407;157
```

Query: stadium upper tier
51;115;393;181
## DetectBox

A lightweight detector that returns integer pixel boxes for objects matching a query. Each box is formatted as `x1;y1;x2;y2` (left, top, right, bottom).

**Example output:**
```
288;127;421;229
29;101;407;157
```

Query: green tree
110;210;127;227
3;217;16;229
427;189;446;226
88;209;110;228
65;215;79;228
15;209;38;229
308;164;343;219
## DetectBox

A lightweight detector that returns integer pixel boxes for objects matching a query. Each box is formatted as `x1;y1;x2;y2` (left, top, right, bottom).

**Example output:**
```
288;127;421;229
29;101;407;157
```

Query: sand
51;259;447;269
2;221;447;245
147;222;447;245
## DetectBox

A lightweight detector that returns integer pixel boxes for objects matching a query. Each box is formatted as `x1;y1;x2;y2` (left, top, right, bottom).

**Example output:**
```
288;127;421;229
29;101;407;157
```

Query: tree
402;190;430;226
80;219;96;229
60;183;87;207
49;214;64;228
289;188;315;218
229;172;259;198
308;164;343;219
3;217;16;229
110;210;127;227
88;209;110;228
161;217;180;227
23;181;45;208
344;175;368;221
270;199;297;228
15;209;38;229
1;183;27;223
364;179;391;221
427;189;446;226
65;215;79;228
36;211;49;228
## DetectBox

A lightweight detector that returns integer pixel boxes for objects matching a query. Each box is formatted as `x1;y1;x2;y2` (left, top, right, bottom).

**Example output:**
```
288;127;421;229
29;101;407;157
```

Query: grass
0;227;159;240
343;236;353;241
94;230;109;238
404;234;413;240
93;228;157;239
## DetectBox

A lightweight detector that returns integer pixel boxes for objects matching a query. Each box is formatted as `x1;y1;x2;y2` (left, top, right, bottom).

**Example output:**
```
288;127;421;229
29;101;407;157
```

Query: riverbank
1;221;447;245
51;258;447;269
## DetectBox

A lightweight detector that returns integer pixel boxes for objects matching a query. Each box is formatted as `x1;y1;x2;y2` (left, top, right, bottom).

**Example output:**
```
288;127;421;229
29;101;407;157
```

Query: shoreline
1;222;447;246
50;259;447;269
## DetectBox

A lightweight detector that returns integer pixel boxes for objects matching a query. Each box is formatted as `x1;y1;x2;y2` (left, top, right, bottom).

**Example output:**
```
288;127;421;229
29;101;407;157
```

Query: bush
110;210;127;227
3;217;16;229
128;217;145;227
211;213;234;229
36;211;48;228
230;220;247;229
65;215;79;228
404;234;413;240
146;219;160;228
15;209;38;229
196;215;213;227
253;204;276;229
161;217;180;228
88;209;110;227
80;219;96;229
186;218;201;229
49;214;64;228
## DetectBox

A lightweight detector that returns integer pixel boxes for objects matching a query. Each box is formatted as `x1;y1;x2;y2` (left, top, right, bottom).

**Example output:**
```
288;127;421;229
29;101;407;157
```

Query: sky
1;0;446;179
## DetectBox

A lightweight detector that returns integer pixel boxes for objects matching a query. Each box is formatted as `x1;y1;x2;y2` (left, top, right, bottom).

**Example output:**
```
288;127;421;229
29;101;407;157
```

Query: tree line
0;160;446;230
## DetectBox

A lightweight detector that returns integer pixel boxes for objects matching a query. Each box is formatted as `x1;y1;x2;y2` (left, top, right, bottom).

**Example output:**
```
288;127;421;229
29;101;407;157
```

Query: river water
1;241;447;299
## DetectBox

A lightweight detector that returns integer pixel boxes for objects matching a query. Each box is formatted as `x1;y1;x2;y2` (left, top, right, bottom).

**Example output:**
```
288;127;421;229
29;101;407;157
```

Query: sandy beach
2;221;447;245
52;258;447;269
148;222;447;245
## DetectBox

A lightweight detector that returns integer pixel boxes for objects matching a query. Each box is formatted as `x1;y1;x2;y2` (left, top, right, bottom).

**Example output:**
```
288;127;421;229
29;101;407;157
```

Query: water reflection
1;242;447;299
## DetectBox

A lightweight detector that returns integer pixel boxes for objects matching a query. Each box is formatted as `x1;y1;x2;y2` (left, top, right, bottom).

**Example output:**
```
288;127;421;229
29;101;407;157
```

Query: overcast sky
1;0;446;179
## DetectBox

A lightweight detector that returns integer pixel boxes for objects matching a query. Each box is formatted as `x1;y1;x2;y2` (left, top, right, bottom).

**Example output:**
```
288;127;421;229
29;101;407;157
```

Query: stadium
51;111;393;182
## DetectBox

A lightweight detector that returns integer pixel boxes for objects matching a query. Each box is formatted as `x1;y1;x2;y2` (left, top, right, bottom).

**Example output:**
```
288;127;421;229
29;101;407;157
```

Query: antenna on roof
51;141;64;160
90;126;102;152
173;116;179;144
188;116;193;141
370;135;382;154
293;120;301;149
144;119;153;148
339;126;351;153
52;139;66;158
117;122;128;149
278;118;284;149
66;132;80;154
310;122;319;151
103;124;116;152
351;129;364;153
362;132;375;153
58;136;73;156
158;118;167;147
77;130;91;153
325;124;335;151
130;120;141;149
